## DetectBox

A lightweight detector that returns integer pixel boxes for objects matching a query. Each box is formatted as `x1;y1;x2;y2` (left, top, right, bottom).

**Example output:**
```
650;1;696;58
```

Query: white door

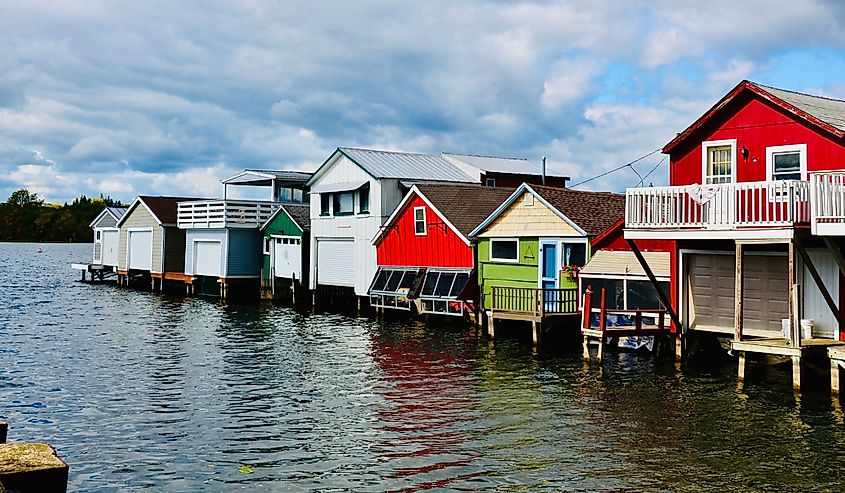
128;230;153;271
194;241;222;277
317;239;355;287
803;250;839;339
102;230;119;266
687;253;787;337
274;237;302;280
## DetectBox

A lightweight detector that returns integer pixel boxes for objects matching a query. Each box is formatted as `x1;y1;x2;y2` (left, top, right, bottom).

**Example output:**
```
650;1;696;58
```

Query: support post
792;355;803;391
738;352;746;382
795;235;845;341
832;360;841;395
788;241;798;347
626;239;682;330
0;419;7;443
488;316;496;339
735;242;744;341
532;321;540;347
583;336;590;361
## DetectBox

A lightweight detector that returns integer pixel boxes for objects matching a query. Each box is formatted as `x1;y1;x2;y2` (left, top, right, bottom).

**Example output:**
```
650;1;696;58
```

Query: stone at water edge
0;443;68;493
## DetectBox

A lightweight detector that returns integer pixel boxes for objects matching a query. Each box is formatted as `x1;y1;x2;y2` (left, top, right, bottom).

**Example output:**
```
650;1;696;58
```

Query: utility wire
569;148;661;188
637;155;667;187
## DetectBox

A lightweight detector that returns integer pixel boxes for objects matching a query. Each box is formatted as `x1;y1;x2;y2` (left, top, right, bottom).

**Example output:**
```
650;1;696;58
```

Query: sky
2;0;845;203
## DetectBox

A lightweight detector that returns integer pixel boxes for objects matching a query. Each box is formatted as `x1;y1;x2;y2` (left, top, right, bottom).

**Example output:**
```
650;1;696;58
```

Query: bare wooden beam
794;236;845;336
626;239;682;330
735;242;744;341
824;237;845;278
788;242;798;347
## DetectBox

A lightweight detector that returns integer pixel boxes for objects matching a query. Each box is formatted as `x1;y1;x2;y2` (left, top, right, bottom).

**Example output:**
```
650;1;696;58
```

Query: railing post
599;288;607;332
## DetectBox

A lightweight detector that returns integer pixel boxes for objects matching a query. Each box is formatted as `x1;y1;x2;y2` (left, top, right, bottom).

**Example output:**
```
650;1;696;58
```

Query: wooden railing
626;180;810;231
811;172;845;235
490;286;578;317
581;287;668;336
177;200;281;229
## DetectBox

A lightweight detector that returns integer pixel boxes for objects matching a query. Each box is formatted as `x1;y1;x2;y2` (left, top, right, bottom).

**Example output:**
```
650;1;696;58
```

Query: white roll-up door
102;230;119;266
194;241;222;277
274;237;302;280
317;239;354;287
128;230;153;271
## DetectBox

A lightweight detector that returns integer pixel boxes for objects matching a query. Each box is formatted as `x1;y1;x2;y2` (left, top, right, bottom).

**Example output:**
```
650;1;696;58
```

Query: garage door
194;241;222;277
128;230;153;271
102;230;119;267
317;239;354;287
274;237;302;280
687;253;787;337
803;250;839;339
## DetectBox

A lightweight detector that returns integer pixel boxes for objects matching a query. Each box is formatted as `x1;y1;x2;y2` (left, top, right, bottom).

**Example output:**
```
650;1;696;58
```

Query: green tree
6;189;43;207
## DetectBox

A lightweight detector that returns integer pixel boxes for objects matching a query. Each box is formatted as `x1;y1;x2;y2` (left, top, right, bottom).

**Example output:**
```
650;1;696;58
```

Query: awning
580;250;670;279
309;180;368;194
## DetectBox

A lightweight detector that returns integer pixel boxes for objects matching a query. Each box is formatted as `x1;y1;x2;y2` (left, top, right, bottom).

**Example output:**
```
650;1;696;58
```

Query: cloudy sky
2;0;845;203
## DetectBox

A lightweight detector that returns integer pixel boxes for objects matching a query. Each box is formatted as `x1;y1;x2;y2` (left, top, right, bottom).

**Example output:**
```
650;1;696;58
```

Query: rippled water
2;242;845;492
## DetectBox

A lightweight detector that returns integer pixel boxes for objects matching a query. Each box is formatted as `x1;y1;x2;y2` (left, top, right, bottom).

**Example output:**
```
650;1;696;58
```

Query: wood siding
376;194;473;268
163;227;186;273
118;204;162;272
478;192;581;238
227;229;263;277
94;214;117;228
477;237;539;310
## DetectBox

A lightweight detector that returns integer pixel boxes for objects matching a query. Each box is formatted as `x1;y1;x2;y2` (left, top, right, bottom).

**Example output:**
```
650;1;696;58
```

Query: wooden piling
531;321;540;347
737;352;746;382
832;359;840;395
0;420;6;444
792;356;803;390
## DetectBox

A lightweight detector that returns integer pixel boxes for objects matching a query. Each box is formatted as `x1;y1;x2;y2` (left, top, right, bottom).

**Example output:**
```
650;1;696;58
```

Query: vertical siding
227;229;263;277
164;227;186;273
118;204;161;272
376;194;473;268
184;229;227;276
477;237;540;310
308;154;385;296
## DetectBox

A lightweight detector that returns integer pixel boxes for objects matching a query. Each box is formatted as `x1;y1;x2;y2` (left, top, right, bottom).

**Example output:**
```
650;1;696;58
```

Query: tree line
0;189;125;242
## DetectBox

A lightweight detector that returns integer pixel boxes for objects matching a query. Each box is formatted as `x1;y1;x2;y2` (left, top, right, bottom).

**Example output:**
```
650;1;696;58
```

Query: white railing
810;172;845;235
626;180;810;230
177;200;281;229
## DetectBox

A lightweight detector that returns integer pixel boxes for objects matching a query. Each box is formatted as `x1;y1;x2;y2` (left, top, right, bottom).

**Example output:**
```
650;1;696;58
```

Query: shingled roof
280;204;310;231
137;196;207;225
529;185;625;236
414;183;514;236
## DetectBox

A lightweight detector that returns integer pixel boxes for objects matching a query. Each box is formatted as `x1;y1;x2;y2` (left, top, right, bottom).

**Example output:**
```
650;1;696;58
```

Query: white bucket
800;319;814;339
781;319;791;339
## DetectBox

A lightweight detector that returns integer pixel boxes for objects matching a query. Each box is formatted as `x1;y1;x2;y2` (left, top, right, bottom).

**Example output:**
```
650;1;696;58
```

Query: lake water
1;242;845;492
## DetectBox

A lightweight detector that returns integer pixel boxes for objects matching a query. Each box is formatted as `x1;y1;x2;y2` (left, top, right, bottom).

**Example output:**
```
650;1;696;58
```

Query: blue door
540;241;558;311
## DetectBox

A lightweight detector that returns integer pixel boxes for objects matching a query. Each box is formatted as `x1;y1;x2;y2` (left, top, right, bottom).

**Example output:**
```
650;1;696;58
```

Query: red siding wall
670;94;845;186
377;194;473;268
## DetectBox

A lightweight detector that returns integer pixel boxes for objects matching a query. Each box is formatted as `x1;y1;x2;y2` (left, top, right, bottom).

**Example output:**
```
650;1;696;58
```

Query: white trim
414;206;427;236
766;143;807;181
192;238;223;278
490;237;520;263
624;228;795;241
126;227;154;272
701;138;737;185
116;197;164;228
485;178;496;187
469;183;589;237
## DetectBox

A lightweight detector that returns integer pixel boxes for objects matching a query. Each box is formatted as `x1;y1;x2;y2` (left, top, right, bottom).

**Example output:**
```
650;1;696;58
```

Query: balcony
177;200;281;229
810;172;845;236
625;180;810;239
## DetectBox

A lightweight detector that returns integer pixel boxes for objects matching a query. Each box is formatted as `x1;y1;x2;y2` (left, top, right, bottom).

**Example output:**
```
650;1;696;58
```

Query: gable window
359;185;370;214
333;191;354;215
490;238;519;262
414;207;427;235
486;178;496;187
702;139;736;184
320;194;331;216
767;144;807;181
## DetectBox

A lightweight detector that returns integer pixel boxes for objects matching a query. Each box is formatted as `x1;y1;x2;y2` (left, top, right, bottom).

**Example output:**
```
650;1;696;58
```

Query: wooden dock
70;262;115;282
732;337;845;390
488;286;579;345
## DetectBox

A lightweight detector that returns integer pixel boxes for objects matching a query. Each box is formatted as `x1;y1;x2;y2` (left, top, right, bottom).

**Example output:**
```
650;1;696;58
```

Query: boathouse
90;206;127;268
261;204;310;301
306;147;566;307
178;170;312;298
116;196;204;288
369;183;512;316
624;80;845;390
469;183;625;338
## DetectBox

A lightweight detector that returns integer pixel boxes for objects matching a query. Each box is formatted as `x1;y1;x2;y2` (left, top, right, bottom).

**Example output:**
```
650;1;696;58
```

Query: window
292;189;304;203
359;185;370;214
95;230;101;240
333;191;354;215
490;238;519;262
702;139;735;184
524;193;534;206
580;277;669;311
767;144;806;181
320;194;331;216
626;280;668;310
263;238;271;255
277;186;292;202
486;178;496;187
414;207;426;235
562;242;586;267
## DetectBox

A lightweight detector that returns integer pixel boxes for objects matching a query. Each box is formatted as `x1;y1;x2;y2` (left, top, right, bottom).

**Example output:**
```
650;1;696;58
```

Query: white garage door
102;230;119;267
274;237;302;280
687;253;787;337
194;241;222;277
803;250;839;339
317;239;355;287
128;230;153;271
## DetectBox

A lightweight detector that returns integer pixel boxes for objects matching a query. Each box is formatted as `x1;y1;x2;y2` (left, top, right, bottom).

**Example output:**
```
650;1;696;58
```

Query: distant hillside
0;189;125;242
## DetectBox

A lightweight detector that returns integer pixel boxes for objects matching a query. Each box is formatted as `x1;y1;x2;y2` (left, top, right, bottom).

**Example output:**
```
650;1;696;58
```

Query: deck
732;337;845;390
70;262;115;281
487;286;579;345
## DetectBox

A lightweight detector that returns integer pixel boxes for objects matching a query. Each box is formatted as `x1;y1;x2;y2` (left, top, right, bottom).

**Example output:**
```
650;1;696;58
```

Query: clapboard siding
94;214;117;228
163;227;186;273
478;192;580;237
184;229;227;276
227;229;263;277
118;205;162;272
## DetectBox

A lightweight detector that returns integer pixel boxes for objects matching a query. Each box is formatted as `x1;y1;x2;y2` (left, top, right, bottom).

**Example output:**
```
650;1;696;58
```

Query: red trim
664;80;845;154
590;218;624;250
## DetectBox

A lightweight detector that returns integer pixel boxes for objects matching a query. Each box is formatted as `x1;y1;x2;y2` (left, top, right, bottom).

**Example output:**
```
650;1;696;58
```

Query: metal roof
222;170;313;186
753;82;845;133
443;153;567;177
338;147;476;182
106;206;128;219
